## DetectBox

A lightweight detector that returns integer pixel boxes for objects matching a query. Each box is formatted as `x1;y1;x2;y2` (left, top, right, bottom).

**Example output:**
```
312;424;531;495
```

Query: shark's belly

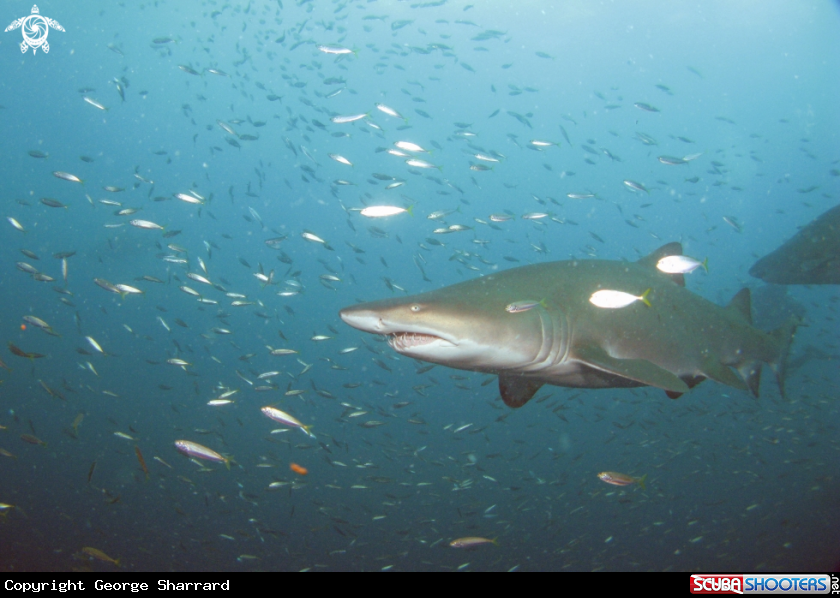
536;361;647;389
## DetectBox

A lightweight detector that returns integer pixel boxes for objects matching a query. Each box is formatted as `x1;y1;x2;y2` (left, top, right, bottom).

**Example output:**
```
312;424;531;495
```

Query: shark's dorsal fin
498;375;543;408
637;242;683;268
574;345;689;393
726;288;752;324
637;242;685;287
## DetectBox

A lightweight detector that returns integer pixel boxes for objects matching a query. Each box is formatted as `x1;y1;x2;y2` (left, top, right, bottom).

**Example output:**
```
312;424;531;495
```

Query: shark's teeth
389;332;439;351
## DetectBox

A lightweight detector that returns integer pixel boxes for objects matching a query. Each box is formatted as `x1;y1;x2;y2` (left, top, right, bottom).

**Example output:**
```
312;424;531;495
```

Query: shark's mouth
389;332;446;351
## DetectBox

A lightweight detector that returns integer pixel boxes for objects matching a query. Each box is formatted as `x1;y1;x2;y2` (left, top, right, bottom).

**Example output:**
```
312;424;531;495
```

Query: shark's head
339;278;563;372
748;204;840;285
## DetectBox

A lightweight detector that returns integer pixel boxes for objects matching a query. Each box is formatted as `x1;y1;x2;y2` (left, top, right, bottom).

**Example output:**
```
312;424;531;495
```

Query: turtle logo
5;5;64;55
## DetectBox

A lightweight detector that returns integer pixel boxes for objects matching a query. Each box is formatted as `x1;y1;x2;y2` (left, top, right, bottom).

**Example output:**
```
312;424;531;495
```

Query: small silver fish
623;180;648;194
505;299;545;314
317;45;355;56
53;171;83;184
331;113;368;124
130;219;165;230
174;440;230;467
656;255;708;275
329;154;353;167
589;289;652;309
375;103;405;120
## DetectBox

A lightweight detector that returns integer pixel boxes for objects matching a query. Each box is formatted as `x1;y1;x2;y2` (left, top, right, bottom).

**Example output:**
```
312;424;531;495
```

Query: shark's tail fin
768;315;800;399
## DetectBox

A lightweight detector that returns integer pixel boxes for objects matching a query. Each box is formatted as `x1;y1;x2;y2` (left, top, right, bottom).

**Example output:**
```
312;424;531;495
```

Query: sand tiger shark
749;203;840;285
340;243;799;408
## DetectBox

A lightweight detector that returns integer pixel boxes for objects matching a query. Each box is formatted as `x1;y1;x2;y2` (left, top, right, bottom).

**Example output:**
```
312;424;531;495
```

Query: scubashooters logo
5;5;64;54
690;574;835;594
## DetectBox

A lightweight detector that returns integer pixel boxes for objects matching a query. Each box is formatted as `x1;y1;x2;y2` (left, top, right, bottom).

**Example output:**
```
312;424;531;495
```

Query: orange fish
135;446;149;479
81;547;121;567
20;434;46;447
290;463;308;476
450;537;498;548
597;471;647;490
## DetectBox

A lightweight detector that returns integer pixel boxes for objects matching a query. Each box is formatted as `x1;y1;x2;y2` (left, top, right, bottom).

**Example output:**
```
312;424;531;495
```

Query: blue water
1;0;838;572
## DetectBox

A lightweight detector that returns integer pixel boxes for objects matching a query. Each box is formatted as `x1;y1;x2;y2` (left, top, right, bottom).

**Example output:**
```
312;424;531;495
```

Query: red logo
691;575;744;594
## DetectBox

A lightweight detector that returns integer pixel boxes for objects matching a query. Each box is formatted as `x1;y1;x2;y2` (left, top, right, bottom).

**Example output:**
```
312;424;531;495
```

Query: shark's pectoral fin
498;375;544;408
574;345;690;393
767;315;800;399
736;361;762;397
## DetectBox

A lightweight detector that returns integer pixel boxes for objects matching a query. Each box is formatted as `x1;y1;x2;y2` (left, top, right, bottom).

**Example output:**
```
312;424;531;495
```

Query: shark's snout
339;307;382;333
340;306;451;347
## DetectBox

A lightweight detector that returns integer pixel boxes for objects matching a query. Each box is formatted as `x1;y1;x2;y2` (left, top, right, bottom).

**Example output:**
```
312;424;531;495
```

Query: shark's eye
410;304;421;312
